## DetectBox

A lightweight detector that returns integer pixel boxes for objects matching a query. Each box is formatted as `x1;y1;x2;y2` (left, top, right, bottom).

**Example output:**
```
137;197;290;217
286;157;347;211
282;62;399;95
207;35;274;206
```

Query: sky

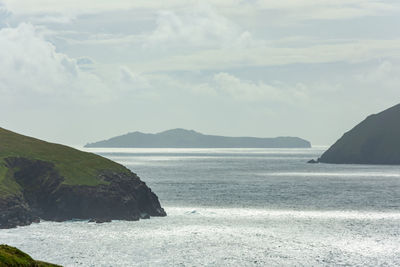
0;0;399;146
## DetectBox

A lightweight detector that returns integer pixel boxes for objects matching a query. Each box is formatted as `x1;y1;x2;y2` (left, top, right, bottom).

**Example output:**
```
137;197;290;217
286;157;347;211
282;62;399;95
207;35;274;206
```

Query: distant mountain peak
158;128;202;135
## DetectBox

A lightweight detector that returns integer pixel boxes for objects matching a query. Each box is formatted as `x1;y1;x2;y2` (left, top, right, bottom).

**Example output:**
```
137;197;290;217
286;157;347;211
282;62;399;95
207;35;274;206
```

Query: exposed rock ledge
0;157;166;229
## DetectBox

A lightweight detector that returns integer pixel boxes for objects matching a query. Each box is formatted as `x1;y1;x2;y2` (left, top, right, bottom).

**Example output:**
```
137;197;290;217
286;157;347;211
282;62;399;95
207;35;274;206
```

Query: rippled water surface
1;148;399;266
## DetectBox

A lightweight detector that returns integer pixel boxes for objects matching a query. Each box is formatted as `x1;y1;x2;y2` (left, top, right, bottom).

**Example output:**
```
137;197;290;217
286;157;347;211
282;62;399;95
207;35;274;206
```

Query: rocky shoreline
0;157;166;229
0;127;166;229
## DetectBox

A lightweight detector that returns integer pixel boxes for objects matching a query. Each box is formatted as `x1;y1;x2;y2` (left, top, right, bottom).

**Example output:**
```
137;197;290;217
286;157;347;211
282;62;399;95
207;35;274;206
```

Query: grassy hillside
0;127;129;197
0;244;60;266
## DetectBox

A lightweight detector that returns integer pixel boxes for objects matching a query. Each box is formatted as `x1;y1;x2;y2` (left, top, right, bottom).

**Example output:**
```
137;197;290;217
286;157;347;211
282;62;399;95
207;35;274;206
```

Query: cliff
85;128;311;148
318;103;400;164
0;127;166;229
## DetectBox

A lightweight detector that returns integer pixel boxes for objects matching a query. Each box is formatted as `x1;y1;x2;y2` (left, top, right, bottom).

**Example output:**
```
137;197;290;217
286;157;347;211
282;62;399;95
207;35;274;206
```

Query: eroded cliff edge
0;128;166;229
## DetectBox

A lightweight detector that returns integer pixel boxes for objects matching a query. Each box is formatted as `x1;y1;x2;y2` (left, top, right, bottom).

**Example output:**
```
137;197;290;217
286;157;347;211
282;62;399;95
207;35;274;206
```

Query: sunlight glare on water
1;148;399;266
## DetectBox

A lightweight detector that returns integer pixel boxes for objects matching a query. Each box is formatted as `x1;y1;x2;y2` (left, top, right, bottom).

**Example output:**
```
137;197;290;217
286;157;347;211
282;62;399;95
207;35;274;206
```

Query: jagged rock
89;218;112;223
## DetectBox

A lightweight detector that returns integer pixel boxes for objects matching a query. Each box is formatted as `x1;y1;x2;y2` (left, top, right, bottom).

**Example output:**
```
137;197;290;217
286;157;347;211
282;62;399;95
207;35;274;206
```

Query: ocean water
1;148;399;266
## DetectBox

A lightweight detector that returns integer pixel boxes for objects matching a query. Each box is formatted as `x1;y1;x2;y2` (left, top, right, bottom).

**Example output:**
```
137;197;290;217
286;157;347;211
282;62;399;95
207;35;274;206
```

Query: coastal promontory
0;127;166;229
318;103;400;165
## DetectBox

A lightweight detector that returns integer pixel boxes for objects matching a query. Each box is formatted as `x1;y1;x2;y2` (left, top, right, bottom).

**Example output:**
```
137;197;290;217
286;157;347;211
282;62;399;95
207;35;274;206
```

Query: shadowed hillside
318;104;400;165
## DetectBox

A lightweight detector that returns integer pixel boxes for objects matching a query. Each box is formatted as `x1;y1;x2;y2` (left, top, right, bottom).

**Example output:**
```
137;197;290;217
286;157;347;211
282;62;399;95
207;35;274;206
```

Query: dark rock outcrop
89;218;112;223
0;157;166;229
0;195;39;229
318;103;400;165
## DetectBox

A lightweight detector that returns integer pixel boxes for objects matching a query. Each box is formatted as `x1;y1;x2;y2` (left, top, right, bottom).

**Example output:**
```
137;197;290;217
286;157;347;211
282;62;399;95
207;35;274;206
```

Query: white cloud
193;72;309;103
0;3;10;27
29;14;75;24
3;0;399;22
10;0;397;73
0;23;110;103
213;72;280;101
253;0;400;20
119;66;151;91
125;39;400;72
1;0;400;146
59;4;257;58
76;57;94;65
356;60;400;90
146;4;255;50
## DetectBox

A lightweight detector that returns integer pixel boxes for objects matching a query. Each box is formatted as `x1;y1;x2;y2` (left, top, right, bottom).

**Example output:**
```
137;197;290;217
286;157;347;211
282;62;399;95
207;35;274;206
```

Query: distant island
312;103;400;165
0;127;166;229
85;128;311;148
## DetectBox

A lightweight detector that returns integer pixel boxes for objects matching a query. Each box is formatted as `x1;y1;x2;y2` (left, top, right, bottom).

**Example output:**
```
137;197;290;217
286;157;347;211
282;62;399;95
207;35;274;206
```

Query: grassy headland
0;127;129;198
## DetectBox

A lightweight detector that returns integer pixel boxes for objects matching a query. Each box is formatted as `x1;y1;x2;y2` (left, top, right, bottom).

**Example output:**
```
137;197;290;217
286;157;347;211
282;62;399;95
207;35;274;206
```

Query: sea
1;147;399;266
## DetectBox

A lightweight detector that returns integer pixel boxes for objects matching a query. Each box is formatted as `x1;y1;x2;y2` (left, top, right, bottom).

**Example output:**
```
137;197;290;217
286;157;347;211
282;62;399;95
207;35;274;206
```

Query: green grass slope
0;127;129;198
0;244;60;266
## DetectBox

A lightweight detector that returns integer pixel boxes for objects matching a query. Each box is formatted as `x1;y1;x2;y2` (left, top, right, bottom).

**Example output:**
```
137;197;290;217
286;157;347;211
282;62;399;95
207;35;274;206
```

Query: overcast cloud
1;0;399;145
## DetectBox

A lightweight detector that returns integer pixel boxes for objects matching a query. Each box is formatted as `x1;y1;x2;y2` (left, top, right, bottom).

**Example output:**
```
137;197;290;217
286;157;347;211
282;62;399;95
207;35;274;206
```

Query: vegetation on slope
0;127;129;198
0;244;60;266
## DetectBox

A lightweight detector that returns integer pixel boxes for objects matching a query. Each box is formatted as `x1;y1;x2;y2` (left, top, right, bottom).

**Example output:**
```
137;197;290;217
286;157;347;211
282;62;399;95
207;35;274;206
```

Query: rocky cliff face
0;127;166;229
0;195;38;229
0;157;166;228
318;103;400;165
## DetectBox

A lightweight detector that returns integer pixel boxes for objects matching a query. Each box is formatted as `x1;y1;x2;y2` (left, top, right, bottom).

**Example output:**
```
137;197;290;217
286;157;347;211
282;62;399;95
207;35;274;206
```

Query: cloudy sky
1;0;399;145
